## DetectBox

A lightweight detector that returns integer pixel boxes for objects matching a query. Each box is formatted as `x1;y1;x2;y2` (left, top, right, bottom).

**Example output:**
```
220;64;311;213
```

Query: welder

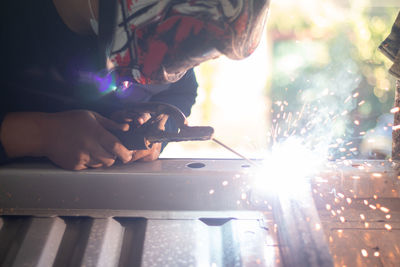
0;0;269;170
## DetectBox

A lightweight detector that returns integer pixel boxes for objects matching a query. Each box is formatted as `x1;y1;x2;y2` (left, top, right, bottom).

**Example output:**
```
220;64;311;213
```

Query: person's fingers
94;112;129;132
85;160;103;169
68;152;90;171
136;113;151;125
73;164;88;171
147;114;169;130
131;144;161;162
88;146;116;168
141;144;161;161
131;149;149;162
109;111;151;128
157;114;169;130
100;132;133;163
110;110;135;123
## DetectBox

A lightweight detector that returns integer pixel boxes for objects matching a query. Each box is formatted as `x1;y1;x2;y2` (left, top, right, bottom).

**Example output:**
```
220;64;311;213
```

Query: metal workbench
0;159;281;267
0;159;399;266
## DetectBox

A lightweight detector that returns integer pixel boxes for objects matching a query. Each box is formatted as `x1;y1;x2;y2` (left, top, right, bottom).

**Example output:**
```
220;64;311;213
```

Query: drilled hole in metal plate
241;164;251;168
187;162;206;169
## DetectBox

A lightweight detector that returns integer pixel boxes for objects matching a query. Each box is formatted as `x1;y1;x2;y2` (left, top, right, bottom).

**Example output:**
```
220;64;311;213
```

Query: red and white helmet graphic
107;0;270;84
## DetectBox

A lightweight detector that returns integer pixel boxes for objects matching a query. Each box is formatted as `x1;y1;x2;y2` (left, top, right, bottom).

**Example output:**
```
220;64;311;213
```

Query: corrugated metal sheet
0;215;280;267
0;160;282;267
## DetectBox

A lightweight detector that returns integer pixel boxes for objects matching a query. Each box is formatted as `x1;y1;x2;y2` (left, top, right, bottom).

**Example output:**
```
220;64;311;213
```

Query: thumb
136;112;151;125
93;112;129;132
157;114;169;130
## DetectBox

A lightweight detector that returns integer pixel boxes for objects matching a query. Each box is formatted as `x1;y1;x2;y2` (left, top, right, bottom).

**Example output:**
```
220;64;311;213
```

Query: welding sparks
361;249;368;257
252;137;324;197
380;206;390;213
250;72;395;251
384;224;392;231
393;125;400;131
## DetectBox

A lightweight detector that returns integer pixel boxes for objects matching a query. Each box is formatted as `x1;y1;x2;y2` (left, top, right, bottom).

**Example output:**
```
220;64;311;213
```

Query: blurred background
162;0;400;159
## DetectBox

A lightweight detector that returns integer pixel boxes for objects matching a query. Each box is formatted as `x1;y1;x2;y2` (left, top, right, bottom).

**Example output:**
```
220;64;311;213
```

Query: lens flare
252;137;326;197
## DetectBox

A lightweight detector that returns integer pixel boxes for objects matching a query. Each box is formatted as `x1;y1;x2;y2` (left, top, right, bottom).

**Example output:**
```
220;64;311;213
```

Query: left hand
110;110;164;162
132;142;162;162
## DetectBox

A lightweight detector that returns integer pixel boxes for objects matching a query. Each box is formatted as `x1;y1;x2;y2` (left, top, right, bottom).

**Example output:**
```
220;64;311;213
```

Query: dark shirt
0;0;198;163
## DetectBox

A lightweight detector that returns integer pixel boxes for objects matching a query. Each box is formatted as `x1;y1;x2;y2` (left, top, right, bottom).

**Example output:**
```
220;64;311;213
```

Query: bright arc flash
252;137;325;197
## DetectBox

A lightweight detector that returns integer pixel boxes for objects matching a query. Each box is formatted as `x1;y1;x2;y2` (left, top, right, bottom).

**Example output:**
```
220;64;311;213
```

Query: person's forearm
0;110;134;170
0;112;48;158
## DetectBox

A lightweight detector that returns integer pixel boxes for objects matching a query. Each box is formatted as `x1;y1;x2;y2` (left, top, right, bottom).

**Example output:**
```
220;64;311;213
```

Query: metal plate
4;158;376;266
0;159;256;214
0;215;280;267
0;159;283;266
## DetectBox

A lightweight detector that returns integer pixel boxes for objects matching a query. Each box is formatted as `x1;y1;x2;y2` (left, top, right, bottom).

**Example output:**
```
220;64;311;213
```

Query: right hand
1;110;133;170
110;110;167;162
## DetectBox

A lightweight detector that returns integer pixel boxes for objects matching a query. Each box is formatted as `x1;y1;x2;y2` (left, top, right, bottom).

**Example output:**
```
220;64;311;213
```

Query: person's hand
1;110;133;170
132;142;162;162
43;110;133;170
110;110;151;127
110;110;165;162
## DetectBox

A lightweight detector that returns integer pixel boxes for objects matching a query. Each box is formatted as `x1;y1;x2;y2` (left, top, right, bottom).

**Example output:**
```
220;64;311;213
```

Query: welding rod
212;138;261;167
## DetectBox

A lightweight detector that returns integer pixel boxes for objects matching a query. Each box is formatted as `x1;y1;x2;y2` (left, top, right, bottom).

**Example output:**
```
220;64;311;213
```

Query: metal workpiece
270;185;333;267
2;159;398;266
82;218;124;267
313;160;400;266
0;217;66;267
0;159;254;214
248;175;333;266
0;159;281;267
0;215;277;267
141;219;275;267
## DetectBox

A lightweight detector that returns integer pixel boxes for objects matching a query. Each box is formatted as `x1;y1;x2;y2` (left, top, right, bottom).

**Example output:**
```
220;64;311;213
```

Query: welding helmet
98;0;270;86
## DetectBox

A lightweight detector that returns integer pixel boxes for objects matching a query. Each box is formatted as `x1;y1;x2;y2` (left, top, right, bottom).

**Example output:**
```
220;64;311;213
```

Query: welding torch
111;102;214;150
113;102;259;167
